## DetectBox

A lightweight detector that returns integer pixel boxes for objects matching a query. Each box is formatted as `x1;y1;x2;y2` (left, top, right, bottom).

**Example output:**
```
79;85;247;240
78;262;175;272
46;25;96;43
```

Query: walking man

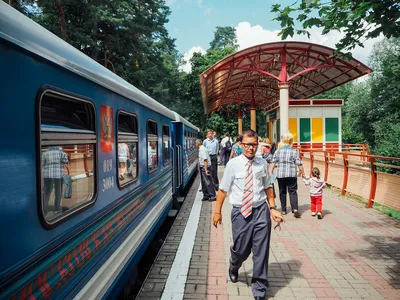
220;132;233;166
196;139;216;201
213;129;283;300
203;129;219;189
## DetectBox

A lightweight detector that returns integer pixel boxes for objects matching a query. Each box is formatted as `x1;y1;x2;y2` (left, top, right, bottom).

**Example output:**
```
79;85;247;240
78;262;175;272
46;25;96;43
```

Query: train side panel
0;40;173;299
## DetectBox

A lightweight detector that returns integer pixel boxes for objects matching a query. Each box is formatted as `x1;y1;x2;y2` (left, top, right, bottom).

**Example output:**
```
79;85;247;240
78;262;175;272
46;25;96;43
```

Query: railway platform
137;167;400;300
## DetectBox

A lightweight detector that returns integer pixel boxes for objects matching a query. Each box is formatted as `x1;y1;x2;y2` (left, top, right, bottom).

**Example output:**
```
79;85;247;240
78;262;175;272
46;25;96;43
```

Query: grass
327;184;400;221
371;202;400;220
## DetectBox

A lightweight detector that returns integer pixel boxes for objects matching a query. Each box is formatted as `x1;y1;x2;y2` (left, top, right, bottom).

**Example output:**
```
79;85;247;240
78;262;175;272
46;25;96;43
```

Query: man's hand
213;212;222;228
205;169;211;176
271;209;284;223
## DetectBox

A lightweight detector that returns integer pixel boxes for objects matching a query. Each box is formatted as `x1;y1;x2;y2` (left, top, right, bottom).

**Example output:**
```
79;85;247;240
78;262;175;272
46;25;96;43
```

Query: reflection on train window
163;125;170;166
184;129;187;150
40;91;96;224
117;112;138;187
147;120;158;173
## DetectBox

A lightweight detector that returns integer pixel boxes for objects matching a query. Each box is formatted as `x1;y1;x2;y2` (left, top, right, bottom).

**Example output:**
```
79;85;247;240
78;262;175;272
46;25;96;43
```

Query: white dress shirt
219;155;272;207
198;145;212;167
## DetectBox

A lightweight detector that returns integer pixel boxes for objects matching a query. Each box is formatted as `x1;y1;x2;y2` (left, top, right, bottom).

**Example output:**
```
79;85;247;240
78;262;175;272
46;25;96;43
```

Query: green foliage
173;44;237;133
9;0;180;107
271;0;400;53
209;26;239;50
315;38;400;164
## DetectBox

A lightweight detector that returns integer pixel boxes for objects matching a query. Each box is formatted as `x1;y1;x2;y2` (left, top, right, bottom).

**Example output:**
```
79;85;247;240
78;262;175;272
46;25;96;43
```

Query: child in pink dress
303;167;326;219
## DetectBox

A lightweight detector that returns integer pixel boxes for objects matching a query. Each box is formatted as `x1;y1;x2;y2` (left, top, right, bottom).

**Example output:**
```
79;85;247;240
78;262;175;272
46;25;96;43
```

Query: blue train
0;4;199;299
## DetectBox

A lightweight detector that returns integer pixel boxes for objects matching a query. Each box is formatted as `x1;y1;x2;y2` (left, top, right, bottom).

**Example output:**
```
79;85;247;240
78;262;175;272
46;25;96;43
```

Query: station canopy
200;41;372;114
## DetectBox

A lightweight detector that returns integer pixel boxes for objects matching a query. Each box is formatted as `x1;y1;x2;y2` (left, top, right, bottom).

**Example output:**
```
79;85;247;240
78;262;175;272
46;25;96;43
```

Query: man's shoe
311;211;316;217
317;212;323;219
254;296;266;300
293;210;301;218
228;268;238;283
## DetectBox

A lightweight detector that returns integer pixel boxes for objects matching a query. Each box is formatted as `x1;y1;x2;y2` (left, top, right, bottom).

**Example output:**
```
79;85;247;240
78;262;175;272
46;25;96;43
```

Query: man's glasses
241;143;258;149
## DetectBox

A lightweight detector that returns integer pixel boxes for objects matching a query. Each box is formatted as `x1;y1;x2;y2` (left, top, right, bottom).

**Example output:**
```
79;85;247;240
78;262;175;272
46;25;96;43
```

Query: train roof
172;112;200;131
0;3;175;119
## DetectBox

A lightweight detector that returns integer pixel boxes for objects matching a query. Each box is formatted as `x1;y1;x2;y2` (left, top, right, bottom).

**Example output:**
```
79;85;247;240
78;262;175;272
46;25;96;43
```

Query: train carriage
0;3;196;299
171;113;199;195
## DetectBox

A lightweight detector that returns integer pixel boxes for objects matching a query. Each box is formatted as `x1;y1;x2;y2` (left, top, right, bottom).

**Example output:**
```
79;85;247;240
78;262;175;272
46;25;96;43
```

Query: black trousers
222;148;230;166
230;203;271;297
200;167;216;199
44;178;63;213
209;154;219;188
277;177;298;213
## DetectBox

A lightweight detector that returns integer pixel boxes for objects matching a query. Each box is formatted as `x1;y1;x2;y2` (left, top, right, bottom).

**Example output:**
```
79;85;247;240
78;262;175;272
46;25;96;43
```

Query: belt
210;154;217;157
233;202;266;209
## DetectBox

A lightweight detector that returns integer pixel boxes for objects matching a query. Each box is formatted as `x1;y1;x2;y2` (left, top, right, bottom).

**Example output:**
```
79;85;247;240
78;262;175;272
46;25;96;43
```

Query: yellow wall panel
312;118;323;142
289;118;298;142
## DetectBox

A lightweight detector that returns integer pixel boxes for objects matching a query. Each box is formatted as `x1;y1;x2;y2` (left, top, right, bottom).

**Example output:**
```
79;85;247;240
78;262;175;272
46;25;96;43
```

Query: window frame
162;124;171;166
36;86;97;229
147;119;159;174
116;110;139;189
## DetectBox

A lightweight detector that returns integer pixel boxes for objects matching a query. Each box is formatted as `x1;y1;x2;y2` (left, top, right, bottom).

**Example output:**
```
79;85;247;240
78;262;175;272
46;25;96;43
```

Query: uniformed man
203;129;219;189
196;139;216;201
213;129;283;300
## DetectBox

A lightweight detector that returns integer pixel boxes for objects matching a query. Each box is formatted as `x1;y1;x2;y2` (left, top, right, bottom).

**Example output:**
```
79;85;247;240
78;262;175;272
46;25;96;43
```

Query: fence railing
297;145;400;211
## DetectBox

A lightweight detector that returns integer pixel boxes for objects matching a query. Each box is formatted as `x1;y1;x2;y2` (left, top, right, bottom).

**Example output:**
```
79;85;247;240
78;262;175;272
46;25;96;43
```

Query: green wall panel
277;119;280;141
325;118;339;141
300;118;311;142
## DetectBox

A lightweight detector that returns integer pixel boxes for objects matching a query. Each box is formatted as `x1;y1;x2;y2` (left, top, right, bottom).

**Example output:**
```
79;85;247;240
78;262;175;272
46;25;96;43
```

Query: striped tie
241;160;253;218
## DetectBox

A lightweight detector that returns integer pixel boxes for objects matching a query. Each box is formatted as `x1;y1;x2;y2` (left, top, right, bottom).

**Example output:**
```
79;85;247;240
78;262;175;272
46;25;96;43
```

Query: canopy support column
250;90;256;131
279;82;289;135
238;106;243;134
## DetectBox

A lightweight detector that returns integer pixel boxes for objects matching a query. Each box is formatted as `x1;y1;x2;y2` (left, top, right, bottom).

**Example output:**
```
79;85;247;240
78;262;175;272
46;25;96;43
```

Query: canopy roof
200;41;372;114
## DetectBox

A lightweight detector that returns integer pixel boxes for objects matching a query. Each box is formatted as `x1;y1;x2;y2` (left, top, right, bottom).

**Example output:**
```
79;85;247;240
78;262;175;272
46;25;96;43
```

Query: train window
39;90;96;225
147;120;158;173
184;129;187;150
117;112;138;187
162;125;170;166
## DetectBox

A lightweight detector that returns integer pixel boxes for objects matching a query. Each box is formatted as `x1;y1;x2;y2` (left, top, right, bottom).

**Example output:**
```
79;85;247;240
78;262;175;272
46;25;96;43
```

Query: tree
9;0;179;106
3;0;36;15
209;26;238;51
369;38;400;121
314;38;400;161
271;0;400;53
173;47;237;133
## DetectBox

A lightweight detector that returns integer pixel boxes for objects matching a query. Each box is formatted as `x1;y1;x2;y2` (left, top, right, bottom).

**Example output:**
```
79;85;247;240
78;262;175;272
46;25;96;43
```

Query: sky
165;0;383;73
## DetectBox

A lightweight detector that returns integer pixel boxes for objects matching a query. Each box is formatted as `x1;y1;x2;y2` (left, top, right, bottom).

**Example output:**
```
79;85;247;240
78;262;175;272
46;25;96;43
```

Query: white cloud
180;46;206;73
235;21;383;65
197;0;203;7
181;22;382;73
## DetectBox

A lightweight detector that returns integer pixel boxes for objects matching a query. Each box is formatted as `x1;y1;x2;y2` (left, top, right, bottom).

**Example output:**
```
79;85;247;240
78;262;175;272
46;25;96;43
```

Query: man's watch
269;205;278;210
